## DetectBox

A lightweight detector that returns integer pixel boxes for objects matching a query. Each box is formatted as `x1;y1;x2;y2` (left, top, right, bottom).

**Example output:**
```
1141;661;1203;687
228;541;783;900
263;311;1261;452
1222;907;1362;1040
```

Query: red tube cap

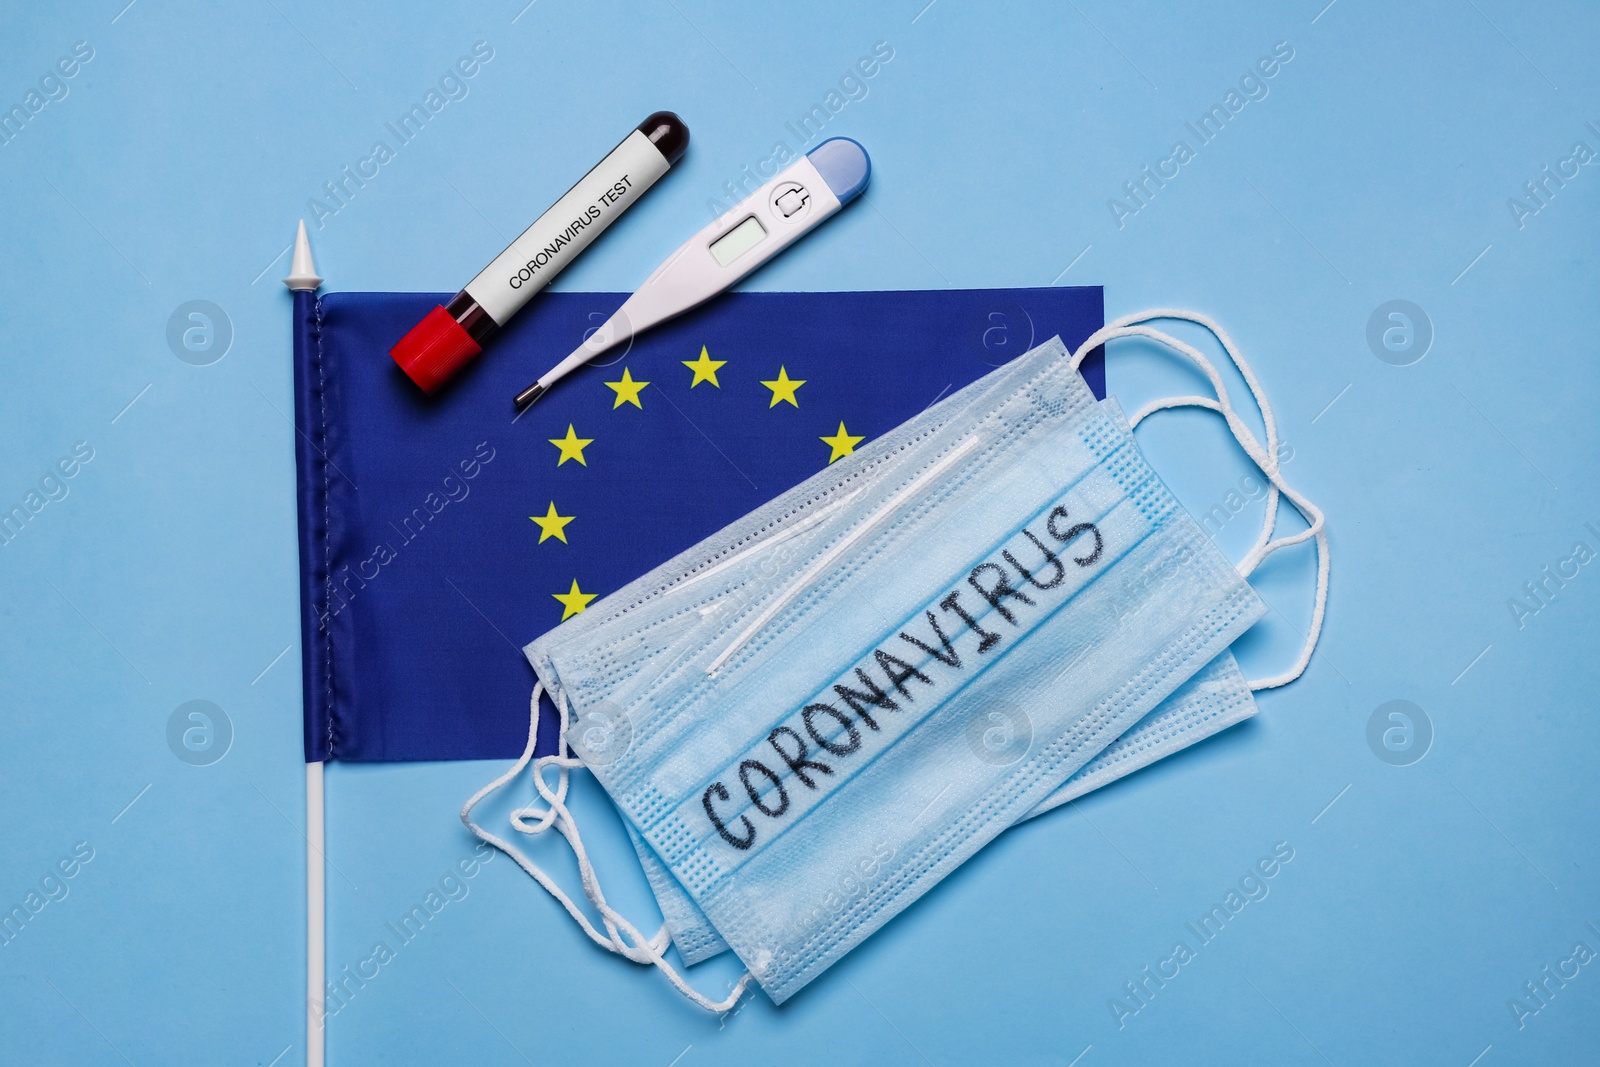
390;305;482;394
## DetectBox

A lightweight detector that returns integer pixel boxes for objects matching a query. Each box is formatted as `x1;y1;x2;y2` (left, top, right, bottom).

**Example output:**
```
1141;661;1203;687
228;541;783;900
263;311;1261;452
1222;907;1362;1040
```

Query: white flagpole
285;219;327;1067
307;759;326;1067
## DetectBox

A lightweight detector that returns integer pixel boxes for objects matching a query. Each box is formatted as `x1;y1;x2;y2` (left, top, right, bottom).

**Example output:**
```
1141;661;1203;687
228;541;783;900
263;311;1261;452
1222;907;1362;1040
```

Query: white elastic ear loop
1110;307;1284;465
1071;322;1316;543
1069;319;1323;570
1129;396;1330;688
462;684;754;1012
508;696;676;965
1073;313;1329;690
460;685;661;960
1079;318;1327;688
1129;395;1282;571
1075;310;1317;574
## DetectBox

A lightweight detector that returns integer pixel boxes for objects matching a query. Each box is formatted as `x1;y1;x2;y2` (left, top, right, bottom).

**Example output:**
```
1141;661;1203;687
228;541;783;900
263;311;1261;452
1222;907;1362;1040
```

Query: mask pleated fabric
463;310;1328;1010
629;649;1258;967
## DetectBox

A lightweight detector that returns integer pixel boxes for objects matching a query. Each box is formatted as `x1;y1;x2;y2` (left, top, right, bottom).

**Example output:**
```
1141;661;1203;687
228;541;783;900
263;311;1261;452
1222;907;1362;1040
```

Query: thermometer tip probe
511;137;870;410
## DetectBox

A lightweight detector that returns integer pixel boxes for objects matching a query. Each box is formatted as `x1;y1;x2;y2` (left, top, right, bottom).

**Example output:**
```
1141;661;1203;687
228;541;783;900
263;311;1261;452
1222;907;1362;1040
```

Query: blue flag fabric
292;288;1105;763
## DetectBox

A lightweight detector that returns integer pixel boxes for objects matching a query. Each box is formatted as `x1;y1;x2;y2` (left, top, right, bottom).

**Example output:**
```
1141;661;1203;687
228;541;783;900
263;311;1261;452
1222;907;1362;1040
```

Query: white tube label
463;129;670;324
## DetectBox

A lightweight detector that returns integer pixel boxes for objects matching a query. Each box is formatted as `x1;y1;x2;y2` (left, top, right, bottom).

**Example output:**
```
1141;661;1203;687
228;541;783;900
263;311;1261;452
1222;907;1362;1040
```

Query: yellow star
548;424;593;466
529;502;575;544
683;345;726;388
552;579;597;621
605;367;650;409
820;422;865;464
760;366;806;408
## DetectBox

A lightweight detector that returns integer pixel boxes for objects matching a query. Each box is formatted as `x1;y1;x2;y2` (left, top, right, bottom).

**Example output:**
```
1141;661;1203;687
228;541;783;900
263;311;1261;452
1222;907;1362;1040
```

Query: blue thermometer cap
806;138;871;204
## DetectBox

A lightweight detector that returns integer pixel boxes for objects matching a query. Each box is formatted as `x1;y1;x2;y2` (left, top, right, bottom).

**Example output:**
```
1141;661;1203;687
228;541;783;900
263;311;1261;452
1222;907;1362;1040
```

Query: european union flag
292;287;1104;763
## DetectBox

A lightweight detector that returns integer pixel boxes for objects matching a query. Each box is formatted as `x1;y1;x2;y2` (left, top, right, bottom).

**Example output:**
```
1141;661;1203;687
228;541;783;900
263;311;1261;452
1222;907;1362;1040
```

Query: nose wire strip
682;487;864;611
705;435;982;677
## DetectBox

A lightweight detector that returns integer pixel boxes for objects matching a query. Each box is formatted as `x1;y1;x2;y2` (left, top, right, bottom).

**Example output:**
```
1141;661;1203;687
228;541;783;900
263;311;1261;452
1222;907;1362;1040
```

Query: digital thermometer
513;137;871;407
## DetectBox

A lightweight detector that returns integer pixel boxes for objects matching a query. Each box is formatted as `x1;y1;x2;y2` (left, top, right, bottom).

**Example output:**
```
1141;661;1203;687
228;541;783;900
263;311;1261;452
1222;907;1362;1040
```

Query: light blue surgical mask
463;310;1329;1011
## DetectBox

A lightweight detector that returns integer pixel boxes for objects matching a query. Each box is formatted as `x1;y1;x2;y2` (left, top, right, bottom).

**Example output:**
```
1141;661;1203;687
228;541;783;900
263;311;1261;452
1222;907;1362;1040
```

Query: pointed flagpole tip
284;219;323;292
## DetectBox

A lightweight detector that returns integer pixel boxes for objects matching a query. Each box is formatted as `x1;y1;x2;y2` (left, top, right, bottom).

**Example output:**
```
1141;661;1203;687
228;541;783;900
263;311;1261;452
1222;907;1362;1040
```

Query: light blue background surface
3;1;1598;1063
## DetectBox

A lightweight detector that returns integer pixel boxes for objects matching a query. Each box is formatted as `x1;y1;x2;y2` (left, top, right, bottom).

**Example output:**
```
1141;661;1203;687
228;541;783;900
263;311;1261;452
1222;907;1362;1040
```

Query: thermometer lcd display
710;216;767;266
